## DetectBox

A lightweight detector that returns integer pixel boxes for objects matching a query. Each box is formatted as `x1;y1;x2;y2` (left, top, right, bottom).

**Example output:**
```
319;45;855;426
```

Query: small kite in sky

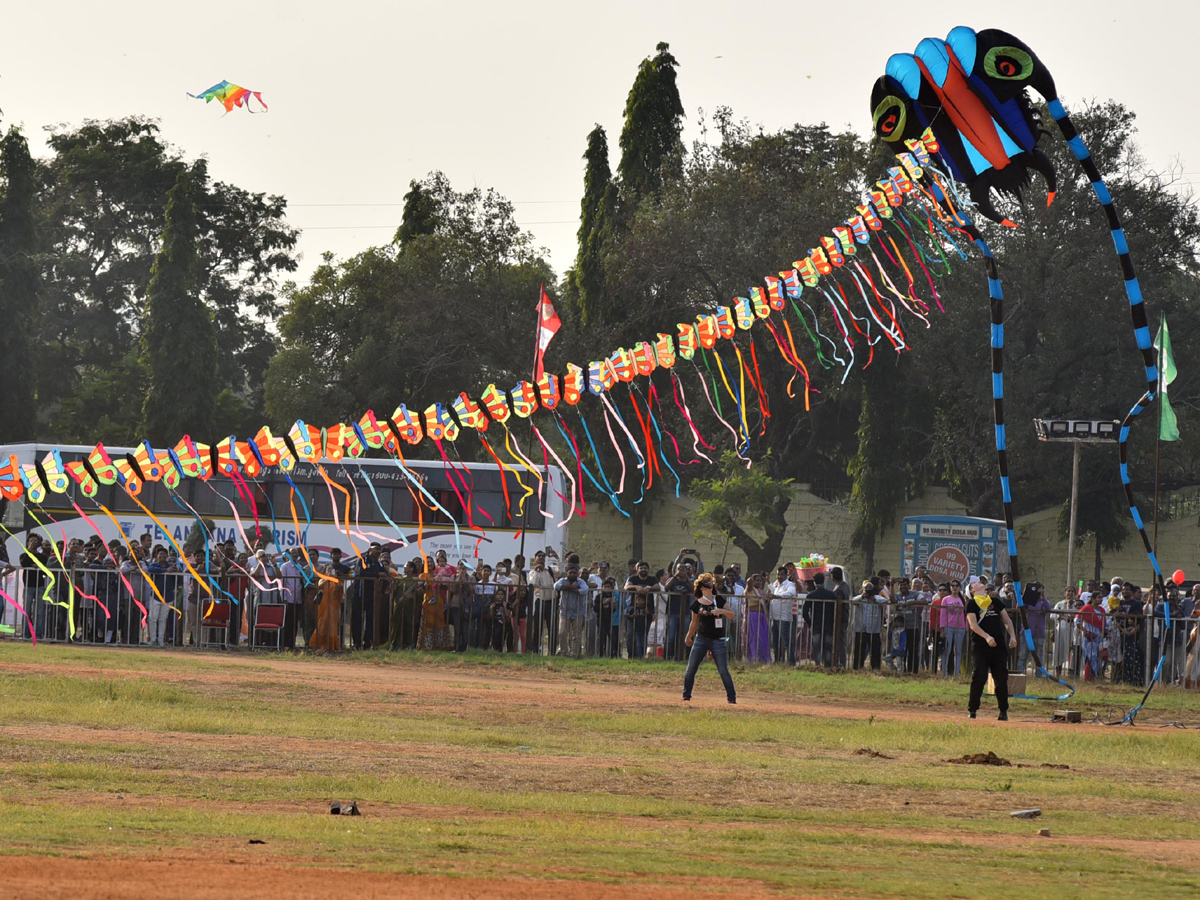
187;80;268;114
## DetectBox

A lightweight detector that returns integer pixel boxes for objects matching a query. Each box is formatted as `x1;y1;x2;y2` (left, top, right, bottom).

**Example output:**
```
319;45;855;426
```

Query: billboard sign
901;515;1007;582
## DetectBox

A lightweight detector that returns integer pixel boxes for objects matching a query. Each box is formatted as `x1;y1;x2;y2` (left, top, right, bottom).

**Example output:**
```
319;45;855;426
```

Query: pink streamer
599;393;645;471
532;424;578;529
691;365;750;466
670;372;714;464
0;586;35;646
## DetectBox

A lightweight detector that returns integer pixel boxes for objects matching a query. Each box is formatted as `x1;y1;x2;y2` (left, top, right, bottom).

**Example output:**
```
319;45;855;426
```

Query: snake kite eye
970;28;1057;102
870;77;906;143
984;45;1035;81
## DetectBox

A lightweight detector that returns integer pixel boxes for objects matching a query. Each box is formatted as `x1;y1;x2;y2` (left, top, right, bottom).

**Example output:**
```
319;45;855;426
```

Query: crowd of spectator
4;533;1200;689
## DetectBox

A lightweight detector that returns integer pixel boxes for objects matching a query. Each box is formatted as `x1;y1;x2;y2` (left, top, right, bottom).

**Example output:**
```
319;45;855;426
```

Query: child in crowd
885;613;906;671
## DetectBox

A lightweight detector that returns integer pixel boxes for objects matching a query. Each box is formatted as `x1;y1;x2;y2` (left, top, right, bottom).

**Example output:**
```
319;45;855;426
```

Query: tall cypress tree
140;164;219;444
617;41;685;207
569;125;618;327
0;127;41;442
395;179;440;245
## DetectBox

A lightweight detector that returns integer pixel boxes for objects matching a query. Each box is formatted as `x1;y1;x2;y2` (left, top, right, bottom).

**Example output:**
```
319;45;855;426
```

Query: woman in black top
965;585;1018;720
682;573;737;704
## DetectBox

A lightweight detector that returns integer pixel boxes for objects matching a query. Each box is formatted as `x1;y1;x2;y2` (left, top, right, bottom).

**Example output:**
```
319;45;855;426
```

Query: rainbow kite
187;80;267;114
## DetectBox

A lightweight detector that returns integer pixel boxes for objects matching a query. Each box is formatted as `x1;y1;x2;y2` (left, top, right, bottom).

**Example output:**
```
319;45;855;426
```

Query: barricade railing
3;564;1199;689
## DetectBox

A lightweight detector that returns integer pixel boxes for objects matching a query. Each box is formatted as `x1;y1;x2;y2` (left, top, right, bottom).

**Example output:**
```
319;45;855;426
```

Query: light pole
1033;418;1120;587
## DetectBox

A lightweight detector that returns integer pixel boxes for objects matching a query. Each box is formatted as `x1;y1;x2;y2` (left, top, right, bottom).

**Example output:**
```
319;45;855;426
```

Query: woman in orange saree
312;564;345;652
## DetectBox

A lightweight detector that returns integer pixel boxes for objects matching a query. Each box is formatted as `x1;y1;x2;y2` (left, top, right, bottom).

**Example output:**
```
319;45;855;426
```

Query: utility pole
1066;441;1081;589
1034;418;1120;588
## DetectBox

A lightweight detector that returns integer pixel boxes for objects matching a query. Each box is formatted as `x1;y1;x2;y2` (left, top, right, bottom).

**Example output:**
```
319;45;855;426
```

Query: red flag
534;285;562;381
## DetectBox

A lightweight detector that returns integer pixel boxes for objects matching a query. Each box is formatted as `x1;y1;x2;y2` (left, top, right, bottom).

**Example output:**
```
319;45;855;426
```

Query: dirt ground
2;650;1195;898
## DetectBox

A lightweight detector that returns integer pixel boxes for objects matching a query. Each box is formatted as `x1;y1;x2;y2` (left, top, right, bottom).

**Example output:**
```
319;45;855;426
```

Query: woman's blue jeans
682;634;737;702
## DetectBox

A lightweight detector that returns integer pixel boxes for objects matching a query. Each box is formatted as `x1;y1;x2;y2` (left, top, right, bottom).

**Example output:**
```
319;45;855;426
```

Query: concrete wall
566;485;1200;589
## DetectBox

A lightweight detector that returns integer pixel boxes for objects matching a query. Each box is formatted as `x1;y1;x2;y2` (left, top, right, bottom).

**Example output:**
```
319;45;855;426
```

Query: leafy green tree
593;114;873;555
37;117;297;443
140;165;219;444
566;126;618;327
266;173;554;442
618;41;685;207
0;126;41;442
395;179;439;245
847;357;927;574
908;101;1200;520
691;451;795;573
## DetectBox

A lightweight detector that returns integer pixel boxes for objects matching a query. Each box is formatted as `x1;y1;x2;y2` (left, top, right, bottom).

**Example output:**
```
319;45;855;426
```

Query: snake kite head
872;29;1058;226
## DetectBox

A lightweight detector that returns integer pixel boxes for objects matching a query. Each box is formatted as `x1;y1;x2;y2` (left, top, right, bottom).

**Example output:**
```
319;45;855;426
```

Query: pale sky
3;1;1196;288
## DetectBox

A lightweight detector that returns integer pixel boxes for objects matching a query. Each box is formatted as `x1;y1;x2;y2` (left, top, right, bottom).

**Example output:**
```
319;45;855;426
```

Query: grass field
2;643;1199;899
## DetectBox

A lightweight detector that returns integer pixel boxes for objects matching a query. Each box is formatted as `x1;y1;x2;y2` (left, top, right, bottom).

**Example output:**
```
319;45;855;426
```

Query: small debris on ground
1010;808;1042;819
946;751;1011;766
248;839;266;845
516;746;532;751
1017;762;1071;770
1038;828;1052;837
330;801;360;816
854;748;894;759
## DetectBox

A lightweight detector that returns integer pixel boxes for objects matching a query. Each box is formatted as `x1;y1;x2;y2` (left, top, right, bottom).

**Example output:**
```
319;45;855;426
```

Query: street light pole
1033;418;1120;589
1066;441;1081;588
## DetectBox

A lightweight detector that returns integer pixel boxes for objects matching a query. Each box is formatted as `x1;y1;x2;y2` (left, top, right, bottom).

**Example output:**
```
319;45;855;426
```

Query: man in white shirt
770;566;798;665
555;565;589;658
279;548;306;649
529;551;558;654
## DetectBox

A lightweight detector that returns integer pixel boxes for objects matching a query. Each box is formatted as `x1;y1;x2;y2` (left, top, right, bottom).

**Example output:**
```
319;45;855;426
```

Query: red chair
200;600;230;649
252;604;286;651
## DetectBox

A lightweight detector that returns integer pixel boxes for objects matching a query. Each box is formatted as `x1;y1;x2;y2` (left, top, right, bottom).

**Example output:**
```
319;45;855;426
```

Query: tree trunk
1093;536;1102;583
728;496;792;575
861;530;876;578
630;505;644;562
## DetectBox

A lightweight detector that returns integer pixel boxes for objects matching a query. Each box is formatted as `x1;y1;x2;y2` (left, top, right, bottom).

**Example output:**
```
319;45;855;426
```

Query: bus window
391;488;417;525
473;492;506;528
358;485;392;522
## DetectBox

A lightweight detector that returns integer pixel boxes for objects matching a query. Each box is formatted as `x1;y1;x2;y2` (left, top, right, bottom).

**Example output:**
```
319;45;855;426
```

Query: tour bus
0;443;568;569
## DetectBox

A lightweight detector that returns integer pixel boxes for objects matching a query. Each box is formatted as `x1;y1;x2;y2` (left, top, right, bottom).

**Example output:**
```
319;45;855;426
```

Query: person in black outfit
965;584;1018;720
804;573;838;667
682;573;737;704
20;534;49;640
663;567;692;661
623;561;658;660
351;543;386;650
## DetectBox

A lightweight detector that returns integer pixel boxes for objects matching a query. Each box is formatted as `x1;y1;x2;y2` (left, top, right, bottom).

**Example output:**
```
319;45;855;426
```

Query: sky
2;0;1197;289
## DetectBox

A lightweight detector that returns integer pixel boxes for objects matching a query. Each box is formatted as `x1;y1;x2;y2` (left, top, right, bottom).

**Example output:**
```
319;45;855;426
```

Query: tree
36;117;298;443
266;173;554;440
566;125;618;327
395;179;439;245
618;42;685;207
847;357;926;574
140;165;220;443
907;102;1200;520
691;451;795;573
0;126;41;442
594;114;874;558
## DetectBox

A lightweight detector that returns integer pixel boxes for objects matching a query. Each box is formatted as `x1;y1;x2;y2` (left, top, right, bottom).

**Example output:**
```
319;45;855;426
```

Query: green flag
1155;317;1180;441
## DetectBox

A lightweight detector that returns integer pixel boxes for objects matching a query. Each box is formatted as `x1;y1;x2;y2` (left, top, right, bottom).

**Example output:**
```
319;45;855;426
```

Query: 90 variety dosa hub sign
925;546;971;583
900;515;1007;581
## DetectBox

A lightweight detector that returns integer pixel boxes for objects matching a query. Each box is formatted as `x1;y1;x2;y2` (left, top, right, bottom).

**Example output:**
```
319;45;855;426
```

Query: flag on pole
1155;316;1180;442
534;285;562;381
